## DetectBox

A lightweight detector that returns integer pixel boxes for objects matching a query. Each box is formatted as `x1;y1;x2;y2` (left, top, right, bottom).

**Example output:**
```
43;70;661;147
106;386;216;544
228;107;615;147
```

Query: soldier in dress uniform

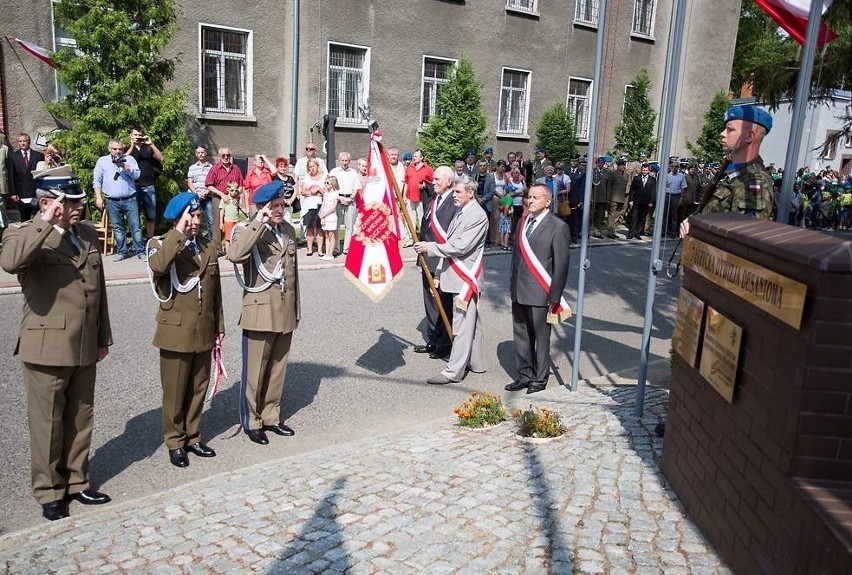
591;156;613;238
147;192;224;468
227;180;300;445
607;158;630;238
0;165;112;521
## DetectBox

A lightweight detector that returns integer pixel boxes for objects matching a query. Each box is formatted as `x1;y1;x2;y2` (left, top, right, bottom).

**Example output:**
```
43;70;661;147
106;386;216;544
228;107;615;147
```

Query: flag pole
775;0;825;225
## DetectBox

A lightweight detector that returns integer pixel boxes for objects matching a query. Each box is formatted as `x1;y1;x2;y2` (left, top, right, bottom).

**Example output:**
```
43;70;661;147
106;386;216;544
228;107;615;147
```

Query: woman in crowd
35;143;64;171
318;176;340;261
271;156;299;224
507;165;527;238
300;157;326;256
243;154;276;212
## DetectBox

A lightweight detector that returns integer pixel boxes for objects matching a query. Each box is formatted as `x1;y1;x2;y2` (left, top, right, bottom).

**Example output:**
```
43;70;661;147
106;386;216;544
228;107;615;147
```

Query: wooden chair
93;211;114;255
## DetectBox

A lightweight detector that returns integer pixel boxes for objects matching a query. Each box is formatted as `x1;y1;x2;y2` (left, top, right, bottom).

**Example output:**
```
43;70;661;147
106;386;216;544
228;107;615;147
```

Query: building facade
1;0;740;166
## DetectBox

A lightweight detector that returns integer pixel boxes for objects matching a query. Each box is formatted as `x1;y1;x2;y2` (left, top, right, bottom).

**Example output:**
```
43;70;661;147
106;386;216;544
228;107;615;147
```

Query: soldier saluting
147;192;224;468
0;165;113;521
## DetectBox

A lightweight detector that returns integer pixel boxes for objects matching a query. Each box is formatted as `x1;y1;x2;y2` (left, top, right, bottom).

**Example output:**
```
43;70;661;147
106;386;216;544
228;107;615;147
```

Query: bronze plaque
681;237;807;330
699;307;743;403
673;288;705;367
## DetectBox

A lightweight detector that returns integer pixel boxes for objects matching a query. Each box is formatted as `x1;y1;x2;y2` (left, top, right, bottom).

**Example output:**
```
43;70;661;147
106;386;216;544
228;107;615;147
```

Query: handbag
290;198;301;213
557;201;572;217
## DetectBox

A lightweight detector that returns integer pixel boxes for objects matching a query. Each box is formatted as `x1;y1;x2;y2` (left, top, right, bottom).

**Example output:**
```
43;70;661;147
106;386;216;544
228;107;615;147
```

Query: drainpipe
289;0;300;166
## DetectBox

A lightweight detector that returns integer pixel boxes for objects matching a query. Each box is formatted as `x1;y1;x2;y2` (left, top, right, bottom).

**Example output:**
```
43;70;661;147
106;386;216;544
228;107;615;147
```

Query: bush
513;405;566;438
453;392;507;428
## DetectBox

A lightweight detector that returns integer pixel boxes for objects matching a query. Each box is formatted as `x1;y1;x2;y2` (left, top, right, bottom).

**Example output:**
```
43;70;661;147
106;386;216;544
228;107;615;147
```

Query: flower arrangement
453;392;507;428
513;405;566;438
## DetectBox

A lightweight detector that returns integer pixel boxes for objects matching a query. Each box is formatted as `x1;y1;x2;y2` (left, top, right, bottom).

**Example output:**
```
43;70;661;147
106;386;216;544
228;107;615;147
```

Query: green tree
613;68;658;159
534;103;577;165
47;0;192;225
417;57;487;167
685;91;729;164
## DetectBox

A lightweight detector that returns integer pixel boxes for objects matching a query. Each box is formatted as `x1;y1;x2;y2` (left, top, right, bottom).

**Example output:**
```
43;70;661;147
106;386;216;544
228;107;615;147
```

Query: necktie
526;216;536;238
23;150;29;165
67;230;81;254
188;241;200;256
642;176;647;186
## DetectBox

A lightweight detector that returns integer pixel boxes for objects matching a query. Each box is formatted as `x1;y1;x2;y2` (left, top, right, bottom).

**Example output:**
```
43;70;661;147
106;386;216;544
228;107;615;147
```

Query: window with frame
498;68;531;136
567;78;593;141
421;57;456;126
506;0;537;12
632;0;656;36
622;84;636;114
823;130;839;160
328;43;370;125
200;25;251;116
575;0;600;26
51;1;75;101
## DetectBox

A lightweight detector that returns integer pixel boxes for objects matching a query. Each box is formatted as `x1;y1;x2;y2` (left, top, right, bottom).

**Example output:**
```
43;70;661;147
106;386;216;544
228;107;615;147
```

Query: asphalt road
0;241;679;534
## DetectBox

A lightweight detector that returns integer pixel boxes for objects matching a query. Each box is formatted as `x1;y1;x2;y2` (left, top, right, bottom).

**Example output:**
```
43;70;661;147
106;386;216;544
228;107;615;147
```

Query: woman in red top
243;154;276;212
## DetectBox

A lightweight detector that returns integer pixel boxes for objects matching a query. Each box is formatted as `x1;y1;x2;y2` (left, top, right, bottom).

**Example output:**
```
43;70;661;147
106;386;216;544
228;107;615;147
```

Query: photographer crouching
127;126;164;240
93;138;145;261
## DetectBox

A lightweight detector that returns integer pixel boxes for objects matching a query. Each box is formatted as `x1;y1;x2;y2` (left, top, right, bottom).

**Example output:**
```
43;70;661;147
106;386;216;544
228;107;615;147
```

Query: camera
49;153;62;165
112;154;127;165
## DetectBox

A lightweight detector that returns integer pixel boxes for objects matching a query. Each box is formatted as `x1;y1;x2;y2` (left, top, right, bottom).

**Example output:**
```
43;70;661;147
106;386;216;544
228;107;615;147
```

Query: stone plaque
699;307;743;403
681;237;807;330
673;288;705;367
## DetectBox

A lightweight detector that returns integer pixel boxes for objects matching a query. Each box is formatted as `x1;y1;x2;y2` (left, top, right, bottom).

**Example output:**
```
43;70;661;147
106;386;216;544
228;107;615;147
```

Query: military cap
843;181;852;190
697;158;706;164
253;180;285;205
536;147;547;153
724;105;772;133
579;156;588;165
639;149;649;158
484;147;494;154
402;151;413;161
616;158;626;166
466;150;476;158
163;191;201;220
33;165;86;200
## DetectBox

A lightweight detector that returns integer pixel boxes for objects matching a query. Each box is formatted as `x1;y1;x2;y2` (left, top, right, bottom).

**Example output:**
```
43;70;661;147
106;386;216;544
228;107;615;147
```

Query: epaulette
9;221;31;229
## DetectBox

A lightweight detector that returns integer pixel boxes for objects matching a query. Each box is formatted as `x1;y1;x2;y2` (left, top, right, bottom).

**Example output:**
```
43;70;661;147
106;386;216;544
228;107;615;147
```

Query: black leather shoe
526;384;547;395
414;344;435;354
505;380;529;392
186;442;216;457
429;350;450;360
246;429;269;445
169;448;189;468
42;499;69;521
67;489;111;505
264;423;295;436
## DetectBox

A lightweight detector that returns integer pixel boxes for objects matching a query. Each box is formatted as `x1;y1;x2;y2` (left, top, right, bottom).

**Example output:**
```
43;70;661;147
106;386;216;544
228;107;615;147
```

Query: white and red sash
518;215;572;324
448;251;483;311
206;335;228;402
429;195;449;243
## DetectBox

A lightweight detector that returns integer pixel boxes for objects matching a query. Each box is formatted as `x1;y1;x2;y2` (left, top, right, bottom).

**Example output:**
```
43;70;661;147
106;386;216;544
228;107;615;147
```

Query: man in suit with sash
147;192;224;468
414;176;489;385
505;183;572;394
227;180;300;445
0;166;112;520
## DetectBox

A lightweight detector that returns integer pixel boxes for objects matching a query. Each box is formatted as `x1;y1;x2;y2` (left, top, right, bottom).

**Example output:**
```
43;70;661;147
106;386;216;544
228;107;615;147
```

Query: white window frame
497;67;532;138
420;56;457;127
197;23;254;120
567;77;594;142
631;0;657;39
326;41;371;128
622;84;636;114
51;0;76;101
506;0;539;15
574;0;600;28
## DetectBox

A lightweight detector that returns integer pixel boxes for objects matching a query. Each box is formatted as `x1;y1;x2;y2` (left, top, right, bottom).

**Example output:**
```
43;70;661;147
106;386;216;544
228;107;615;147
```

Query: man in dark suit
627;163;656;240
0;166;113;521
566;157;586;244
8;133;45;222
414;166;456;360
505;184;572;394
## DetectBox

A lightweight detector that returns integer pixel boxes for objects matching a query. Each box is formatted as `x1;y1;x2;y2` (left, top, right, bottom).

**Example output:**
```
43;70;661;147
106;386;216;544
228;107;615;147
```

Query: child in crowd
318;176;339;261
219;182;241;251
499;192;514;250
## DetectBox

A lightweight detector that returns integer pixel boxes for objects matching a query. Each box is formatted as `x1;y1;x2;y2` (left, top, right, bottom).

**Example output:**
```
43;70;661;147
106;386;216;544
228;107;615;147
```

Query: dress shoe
186;442;216;457
505;380;529;392
414;344;435;354
42;499;69;521
67;489;111;505
263;423;295;436
606;233;618;239
426;374;455;385
429;350;450;360
169;448;189;468
526;383;547;395
246;428;269;445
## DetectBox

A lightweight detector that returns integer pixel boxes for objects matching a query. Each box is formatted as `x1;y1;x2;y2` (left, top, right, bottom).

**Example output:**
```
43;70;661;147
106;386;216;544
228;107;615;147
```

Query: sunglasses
306;147;316;151
221;154;232;158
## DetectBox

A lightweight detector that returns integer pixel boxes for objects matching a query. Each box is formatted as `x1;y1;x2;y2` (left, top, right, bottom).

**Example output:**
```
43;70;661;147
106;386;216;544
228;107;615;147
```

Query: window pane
329;45;367;123
421;58;453;124
201;26;249;115
633;0;655;35
499;70;528;134
575;0;599;24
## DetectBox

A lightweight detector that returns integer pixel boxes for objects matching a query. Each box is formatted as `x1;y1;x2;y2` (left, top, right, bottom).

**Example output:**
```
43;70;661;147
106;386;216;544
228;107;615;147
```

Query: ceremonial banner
9;37;57;68
754;0;837;47
344;132;404;301
206;334;227;402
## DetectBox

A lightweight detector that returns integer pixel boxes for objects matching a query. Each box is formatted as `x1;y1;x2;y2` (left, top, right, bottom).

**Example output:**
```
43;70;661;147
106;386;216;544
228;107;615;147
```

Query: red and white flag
343;132;405;301
9;37;57;68
754;0;837;47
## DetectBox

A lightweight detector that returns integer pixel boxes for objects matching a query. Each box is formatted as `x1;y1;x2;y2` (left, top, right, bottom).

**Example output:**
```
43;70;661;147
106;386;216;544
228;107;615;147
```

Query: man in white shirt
387;147;412;244
328;152;359;254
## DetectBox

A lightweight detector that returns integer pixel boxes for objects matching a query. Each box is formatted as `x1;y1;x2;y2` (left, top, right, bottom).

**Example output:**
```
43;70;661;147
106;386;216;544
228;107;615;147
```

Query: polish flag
754;0;837;47
9;37;57;68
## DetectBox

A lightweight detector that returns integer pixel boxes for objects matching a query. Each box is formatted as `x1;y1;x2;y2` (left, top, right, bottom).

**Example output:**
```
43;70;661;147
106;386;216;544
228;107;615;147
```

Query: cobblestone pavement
0;373;731;574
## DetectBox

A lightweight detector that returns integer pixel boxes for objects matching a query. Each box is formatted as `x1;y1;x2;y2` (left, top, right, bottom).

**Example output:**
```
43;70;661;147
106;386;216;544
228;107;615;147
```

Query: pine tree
685;92;729;164
417;57;487;167
613;68;658;159
47;0;192;222
535;103;577;165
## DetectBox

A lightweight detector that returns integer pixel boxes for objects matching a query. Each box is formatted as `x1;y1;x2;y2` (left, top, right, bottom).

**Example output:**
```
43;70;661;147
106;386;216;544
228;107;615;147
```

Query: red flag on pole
9;37;57;68
754;0;837;47
343;132;405;301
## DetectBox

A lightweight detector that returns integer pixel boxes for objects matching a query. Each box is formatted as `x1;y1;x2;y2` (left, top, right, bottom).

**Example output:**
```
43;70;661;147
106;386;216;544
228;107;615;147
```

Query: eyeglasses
221;154;232;158
306;147;316;151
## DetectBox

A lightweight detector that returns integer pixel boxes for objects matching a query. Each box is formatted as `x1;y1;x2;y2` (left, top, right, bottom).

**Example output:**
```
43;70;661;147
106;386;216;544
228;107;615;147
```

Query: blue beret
649;162;661;172
536;147;546;153
253;180;285;205
164;192;201;220
484;147;494;153
843;181;852;190
724;105;772;133
402;152;412;160
603;155;613;164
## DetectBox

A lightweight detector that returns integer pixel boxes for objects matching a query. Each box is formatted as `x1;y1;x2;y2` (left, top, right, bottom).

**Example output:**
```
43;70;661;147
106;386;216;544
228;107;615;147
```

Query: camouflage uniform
704;156;774;219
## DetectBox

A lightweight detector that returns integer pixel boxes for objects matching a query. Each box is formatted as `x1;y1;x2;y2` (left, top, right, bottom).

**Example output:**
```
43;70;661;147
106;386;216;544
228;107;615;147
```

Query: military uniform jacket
510;212;571;307
705;156;774;219
609;170;629;203
592;168;612;203
148;229;224;353
227;220;300;334
0;220;112;366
